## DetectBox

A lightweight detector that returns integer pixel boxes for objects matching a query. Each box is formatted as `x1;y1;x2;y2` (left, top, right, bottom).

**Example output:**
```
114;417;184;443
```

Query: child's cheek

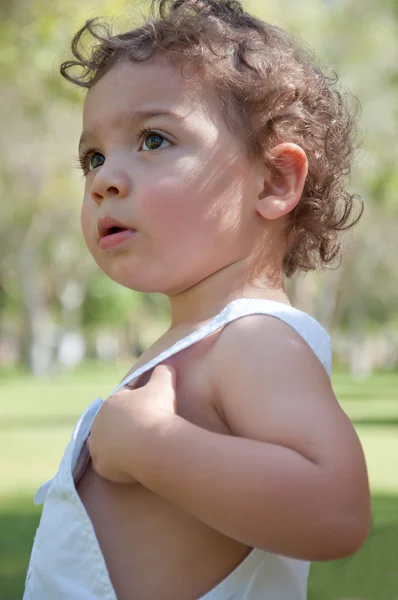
80;201;95;251
139;184;183;229
139;170;203;230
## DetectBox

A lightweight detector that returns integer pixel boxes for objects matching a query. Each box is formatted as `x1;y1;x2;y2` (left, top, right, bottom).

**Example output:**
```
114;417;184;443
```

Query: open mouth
99;226;136;249
103;226;128;236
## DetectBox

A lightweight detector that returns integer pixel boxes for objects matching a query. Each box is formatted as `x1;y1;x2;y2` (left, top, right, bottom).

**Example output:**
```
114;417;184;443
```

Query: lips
97;216;136;250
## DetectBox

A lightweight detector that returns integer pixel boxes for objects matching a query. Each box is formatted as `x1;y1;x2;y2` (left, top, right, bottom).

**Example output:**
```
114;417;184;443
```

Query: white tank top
23;298;331;600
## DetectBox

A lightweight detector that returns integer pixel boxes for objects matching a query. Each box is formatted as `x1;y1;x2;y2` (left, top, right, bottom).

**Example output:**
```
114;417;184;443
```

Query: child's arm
89;316;371;561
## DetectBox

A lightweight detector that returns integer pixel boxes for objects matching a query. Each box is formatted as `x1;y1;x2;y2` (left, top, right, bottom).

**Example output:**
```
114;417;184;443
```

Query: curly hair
60;0;363;276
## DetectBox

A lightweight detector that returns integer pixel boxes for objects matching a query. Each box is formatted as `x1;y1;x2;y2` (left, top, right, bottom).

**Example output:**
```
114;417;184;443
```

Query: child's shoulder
211;304;331;380
207;309;339;452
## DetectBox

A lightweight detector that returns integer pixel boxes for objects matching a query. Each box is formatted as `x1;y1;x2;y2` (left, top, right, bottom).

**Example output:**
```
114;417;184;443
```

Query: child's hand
87;364;177;484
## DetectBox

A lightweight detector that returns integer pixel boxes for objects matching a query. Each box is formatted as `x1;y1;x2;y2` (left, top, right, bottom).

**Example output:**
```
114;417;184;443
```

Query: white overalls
24;298;332;600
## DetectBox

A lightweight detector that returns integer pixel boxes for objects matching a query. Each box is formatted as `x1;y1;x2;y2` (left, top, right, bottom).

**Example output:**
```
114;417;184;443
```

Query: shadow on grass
0;497;41;600
309;493;398;600
0;493;397;600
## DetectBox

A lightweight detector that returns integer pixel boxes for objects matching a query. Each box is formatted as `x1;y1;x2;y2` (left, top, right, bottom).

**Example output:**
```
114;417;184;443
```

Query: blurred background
0;0;397;598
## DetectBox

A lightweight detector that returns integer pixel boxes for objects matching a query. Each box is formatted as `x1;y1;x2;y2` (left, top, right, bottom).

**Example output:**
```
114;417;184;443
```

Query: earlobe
256;143;308;221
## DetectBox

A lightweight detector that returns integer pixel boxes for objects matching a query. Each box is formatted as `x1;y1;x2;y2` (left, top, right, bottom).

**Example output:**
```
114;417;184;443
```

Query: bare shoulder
212;311;330;372
210;311;331;398
209;314;363;467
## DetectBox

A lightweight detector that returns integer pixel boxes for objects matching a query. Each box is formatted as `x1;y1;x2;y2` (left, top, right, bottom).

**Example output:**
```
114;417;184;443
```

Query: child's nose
90;169;131;204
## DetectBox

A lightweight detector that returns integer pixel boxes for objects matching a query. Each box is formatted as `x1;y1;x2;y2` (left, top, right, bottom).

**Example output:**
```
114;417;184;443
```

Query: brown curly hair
60;0;363;276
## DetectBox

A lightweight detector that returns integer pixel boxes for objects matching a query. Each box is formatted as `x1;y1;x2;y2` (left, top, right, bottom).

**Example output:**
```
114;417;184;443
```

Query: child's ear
255;143;308;221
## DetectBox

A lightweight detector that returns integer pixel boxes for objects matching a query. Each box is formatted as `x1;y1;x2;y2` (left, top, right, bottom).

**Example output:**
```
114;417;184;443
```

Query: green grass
1;365;397;600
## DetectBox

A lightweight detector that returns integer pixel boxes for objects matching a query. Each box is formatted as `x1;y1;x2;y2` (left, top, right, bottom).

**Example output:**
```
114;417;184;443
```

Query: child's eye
88;152;105;171
76;129;171;175
76;150;105;175
139;129;172;152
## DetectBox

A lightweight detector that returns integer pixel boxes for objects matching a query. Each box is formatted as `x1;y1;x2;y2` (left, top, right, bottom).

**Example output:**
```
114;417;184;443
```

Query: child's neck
167;260;289;330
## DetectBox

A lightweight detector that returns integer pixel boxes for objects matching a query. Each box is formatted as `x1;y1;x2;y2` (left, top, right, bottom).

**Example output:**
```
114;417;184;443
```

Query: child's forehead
82;57;223;133
84;58;210;117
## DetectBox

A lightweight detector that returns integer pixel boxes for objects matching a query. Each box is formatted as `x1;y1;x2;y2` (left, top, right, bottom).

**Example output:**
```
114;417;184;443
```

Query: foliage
0;0;397;373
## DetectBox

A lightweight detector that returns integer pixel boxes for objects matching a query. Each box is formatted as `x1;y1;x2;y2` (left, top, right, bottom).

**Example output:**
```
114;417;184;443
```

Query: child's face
79;56;265;296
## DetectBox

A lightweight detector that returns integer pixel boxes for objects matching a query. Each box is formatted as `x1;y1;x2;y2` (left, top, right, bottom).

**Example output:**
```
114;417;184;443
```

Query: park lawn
0;365;397;600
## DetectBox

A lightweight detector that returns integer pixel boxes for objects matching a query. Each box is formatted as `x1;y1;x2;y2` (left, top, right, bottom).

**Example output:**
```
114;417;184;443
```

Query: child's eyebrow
78;109;185;150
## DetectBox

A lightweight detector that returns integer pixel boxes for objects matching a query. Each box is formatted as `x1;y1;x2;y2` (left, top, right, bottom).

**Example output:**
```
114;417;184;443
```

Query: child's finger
148;363;177;389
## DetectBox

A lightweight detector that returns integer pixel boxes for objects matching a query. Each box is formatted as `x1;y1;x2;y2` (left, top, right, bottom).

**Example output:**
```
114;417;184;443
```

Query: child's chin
95;258;192;296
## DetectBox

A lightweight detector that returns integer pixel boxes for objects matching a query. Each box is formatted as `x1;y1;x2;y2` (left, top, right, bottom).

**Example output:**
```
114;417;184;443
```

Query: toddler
24;1;371;599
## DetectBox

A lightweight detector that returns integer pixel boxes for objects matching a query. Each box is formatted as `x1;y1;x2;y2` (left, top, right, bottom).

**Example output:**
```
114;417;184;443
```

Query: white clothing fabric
23;298;331;600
